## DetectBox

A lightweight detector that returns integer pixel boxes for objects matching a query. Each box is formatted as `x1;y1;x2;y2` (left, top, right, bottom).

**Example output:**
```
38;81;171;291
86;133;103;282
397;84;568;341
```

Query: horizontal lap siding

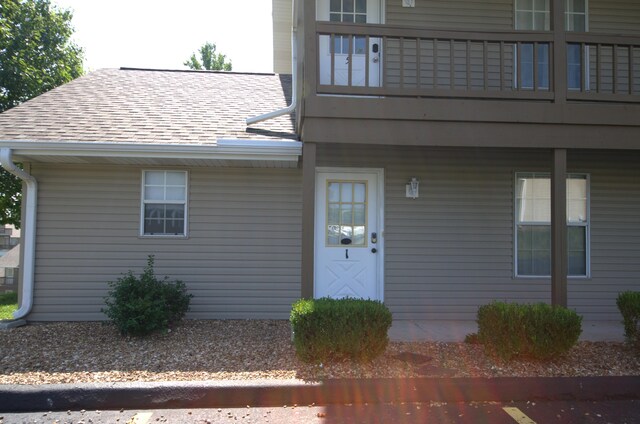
318;145;640;321
318;145;551;320
29;164;302;321
569;150;640;320
590;0;640;35
386;0;513;30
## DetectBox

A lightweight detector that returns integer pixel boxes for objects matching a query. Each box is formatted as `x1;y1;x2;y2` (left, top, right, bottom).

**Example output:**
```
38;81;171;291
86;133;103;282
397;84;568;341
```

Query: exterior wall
590;0;640;35
28;164;302;321
387;0;640;36
273;0;293;74
25;149;640;322
386;0;513;30
317;144;640;321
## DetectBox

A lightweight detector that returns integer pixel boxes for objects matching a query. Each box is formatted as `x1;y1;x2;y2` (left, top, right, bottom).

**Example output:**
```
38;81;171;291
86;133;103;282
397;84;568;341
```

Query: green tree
0;0;84;228
184;42;232;71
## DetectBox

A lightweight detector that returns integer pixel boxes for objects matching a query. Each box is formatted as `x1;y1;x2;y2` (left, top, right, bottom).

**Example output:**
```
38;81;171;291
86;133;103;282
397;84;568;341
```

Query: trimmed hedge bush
617;291;640;348
477;301;582;360
103;256;192;336
290;297;392;363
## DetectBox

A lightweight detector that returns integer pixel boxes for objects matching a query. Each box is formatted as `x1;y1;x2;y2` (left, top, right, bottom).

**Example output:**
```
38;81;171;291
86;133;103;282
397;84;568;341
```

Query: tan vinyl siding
386;0;513;30
384;0;516;90
567;149;640;319
317;145;640;321
386;0;640;36
590;0;640;35
273;0;293;74
29;164;302;321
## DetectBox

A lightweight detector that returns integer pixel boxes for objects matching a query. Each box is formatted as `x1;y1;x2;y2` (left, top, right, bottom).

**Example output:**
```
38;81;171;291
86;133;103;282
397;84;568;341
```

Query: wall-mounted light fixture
406;177;419;199
402;0;416;7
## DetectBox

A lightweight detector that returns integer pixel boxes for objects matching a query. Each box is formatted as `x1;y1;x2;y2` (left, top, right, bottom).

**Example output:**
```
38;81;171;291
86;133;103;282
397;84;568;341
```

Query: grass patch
0;291;18;320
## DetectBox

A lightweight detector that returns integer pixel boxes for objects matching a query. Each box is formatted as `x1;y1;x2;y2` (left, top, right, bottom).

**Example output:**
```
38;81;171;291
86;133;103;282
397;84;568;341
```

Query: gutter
0;148;36;320
246;0;298;126
0;139;302;162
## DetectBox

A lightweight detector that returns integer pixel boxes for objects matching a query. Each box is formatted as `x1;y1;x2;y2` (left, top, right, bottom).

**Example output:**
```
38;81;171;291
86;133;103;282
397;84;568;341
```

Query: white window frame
140;170;189;237
515;0;550;31
514;172;591;278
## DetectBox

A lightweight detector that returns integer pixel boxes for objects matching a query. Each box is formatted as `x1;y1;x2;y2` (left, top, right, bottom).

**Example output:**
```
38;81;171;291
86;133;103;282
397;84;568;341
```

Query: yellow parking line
503;407;537;424
127;412;153;424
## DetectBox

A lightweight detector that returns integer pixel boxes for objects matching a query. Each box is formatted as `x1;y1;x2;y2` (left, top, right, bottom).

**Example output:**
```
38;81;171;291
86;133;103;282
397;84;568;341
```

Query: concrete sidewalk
389;320;625;342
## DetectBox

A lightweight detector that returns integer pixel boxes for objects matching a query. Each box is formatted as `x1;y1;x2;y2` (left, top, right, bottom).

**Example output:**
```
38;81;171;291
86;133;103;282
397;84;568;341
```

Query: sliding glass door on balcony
317;0;382;87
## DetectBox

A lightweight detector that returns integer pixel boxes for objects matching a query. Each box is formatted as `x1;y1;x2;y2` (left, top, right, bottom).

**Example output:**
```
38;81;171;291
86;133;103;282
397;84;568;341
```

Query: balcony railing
315;22;640;103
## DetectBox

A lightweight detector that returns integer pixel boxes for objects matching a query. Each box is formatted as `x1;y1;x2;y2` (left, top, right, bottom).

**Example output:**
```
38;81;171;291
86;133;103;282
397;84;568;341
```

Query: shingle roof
0;68;297;144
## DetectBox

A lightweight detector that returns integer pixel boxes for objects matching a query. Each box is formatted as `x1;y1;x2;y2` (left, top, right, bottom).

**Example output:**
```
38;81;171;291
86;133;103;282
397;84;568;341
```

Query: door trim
314;167;385;301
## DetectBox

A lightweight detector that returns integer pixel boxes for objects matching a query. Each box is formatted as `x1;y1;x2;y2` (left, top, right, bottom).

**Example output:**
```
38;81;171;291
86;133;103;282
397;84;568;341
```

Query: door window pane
329;0;367;26
326;180;367;246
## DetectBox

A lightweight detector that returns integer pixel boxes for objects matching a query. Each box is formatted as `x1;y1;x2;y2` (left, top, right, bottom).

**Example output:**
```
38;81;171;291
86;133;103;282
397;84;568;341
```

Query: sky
51;0;274;73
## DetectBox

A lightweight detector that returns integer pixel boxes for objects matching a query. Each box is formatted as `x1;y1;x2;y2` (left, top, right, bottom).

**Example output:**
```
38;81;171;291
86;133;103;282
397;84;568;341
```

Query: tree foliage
0;167;22;228
184;42;232;71
0;0;84;227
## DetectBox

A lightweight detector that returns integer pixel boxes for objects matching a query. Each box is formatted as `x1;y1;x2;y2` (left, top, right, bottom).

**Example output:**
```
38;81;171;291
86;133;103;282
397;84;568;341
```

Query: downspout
246;0;298;126
0;148;36;320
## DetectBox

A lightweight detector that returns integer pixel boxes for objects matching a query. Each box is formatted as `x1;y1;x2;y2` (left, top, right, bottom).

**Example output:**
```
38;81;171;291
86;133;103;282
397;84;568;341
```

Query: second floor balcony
313;22;640;103
295;0;640;148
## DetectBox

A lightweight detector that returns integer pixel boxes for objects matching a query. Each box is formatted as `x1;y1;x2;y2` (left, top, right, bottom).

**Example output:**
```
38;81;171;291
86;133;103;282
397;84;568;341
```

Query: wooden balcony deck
313;22;640;103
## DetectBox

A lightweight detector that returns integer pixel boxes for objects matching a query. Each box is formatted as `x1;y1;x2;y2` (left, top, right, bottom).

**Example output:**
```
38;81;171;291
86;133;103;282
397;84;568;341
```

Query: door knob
371;248;377;253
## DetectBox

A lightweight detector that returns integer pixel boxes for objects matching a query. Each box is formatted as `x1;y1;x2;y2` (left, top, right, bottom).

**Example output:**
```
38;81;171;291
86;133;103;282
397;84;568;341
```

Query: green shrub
290;297;392;363
0;291;18;320
102;256;192;336
617;291;640;348
477;301;582;361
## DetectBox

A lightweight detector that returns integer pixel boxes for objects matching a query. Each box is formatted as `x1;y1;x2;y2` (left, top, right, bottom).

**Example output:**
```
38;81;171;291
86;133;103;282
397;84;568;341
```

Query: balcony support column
552;0;567;105
301;142;317;299
551;148;568;307
303;0;318;99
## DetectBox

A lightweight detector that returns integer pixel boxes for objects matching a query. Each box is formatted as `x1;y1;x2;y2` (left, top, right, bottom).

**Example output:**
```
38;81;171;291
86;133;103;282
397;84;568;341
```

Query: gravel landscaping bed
0;320;638;385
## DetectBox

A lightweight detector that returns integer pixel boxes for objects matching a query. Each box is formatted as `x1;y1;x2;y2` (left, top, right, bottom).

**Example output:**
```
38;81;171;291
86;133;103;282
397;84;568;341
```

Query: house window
514;0;588;90
515;0;550;31
515;173;589;277
514;0;551;90
566;0;589;90
141;170;188;236
565;0;587;32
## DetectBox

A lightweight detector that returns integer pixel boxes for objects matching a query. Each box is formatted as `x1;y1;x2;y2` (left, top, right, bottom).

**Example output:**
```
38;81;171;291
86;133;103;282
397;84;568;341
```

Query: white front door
317;0;382;87
315;169;383;300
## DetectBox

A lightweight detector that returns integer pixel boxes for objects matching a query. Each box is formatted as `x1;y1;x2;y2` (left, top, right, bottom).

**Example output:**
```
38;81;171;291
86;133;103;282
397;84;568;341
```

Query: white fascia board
0;139;302;162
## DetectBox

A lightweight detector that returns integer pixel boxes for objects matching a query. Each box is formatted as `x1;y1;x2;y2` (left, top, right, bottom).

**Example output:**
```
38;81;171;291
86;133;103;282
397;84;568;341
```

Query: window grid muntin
330;0;367;55
515;172;590;278
515;0;550;31
141;170;188;237
326;180;368;247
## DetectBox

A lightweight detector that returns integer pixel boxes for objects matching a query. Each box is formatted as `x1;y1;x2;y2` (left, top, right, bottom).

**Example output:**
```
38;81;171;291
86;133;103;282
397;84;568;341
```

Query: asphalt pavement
1;376;639;414
1;400;639;423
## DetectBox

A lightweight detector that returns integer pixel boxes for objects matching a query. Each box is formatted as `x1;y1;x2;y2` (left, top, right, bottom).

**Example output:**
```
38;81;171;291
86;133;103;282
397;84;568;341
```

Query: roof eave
0;139;302;163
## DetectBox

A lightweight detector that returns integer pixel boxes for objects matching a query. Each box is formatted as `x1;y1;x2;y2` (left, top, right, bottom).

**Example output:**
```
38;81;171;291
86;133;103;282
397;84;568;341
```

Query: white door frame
314;167;385;301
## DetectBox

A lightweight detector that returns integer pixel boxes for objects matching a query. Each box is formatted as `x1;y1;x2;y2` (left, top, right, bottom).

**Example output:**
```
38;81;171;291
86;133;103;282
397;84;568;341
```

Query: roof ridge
118;67;278;77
